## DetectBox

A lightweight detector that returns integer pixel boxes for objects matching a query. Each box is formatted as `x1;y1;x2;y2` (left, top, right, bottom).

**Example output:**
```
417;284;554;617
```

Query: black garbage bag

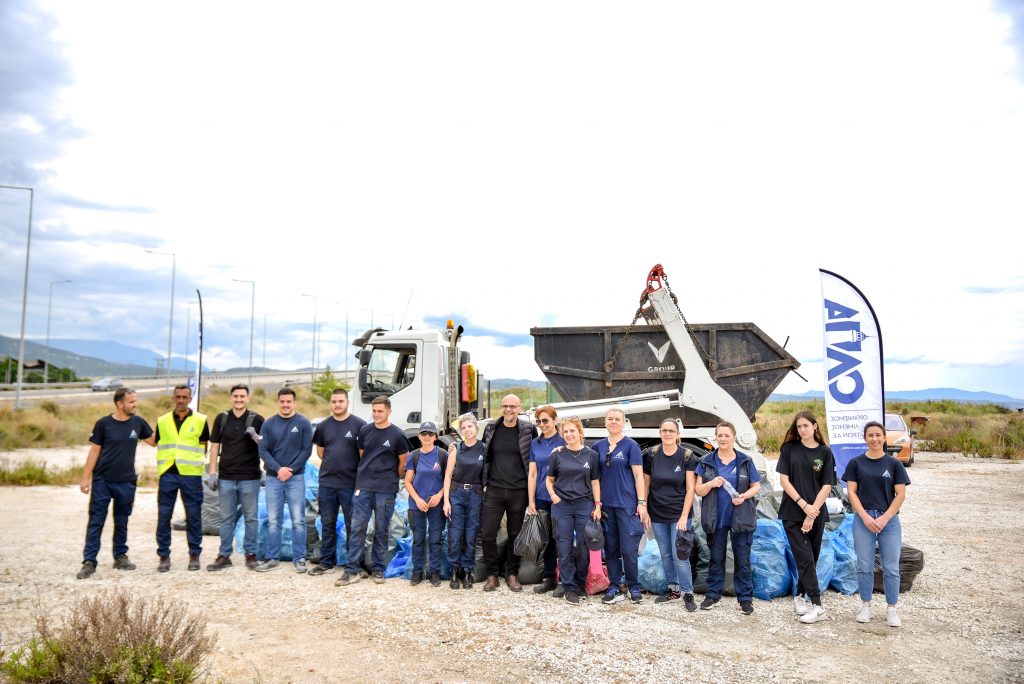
514;511;550;566
874;544;925;594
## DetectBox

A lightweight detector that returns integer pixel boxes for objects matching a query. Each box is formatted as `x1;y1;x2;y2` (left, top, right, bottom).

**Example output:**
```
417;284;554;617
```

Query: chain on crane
602;264;713;384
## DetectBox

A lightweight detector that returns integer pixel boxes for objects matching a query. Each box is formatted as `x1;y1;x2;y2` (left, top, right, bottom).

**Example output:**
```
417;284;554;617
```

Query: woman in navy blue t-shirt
842;420;910;627
444;413;486;590
526;404;564;595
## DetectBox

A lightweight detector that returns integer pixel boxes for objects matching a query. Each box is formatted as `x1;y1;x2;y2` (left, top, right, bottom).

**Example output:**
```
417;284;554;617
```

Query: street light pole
233;278;256;388
0;184;33;409
146;249;176;390
44;279;72;384
301;294;318;375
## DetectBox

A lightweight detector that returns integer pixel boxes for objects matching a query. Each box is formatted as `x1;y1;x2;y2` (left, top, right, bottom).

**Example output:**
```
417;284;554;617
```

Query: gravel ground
1;449;1022;683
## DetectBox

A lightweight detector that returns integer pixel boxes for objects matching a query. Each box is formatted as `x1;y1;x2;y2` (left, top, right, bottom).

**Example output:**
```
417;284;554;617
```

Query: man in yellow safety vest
155;384;210;572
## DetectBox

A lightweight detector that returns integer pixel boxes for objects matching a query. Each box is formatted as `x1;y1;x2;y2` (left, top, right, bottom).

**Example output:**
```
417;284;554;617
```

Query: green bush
1;590;215;683
311;366;348;401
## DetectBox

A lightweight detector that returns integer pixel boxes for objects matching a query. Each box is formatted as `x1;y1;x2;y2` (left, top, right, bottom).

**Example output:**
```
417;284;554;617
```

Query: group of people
77;387;909;625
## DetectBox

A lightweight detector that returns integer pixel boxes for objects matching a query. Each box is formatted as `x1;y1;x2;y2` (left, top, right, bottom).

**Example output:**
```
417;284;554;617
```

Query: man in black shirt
206;384;265;571
480;394;537;592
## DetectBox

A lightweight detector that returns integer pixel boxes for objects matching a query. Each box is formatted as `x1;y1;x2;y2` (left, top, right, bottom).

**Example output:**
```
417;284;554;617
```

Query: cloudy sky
2;0;1023;396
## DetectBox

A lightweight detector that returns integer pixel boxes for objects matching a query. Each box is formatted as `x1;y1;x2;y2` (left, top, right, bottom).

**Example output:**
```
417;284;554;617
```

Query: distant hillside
49;338;202;373
0;334;202;378
769;388;1024;407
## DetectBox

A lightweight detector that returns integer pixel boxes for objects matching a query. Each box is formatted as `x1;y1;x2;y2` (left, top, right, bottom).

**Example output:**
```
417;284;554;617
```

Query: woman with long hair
843;420;910;627
776;411;837;623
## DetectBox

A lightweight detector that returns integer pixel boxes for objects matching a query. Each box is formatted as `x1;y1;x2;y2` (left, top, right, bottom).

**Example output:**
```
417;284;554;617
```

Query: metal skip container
531;323;800;429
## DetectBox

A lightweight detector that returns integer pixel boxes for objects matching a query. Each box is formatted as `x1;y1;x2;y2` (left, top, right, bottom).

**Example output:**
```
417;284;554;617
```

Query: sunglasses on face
419;432;435;437
538;418;552;424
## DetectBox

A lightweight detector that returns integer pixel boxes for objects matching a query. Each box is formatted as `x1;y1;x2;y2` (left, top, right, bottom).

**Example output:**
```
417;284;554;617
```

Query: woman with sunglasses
593;407;647;605
443;413;486;590
776;410;836;623
527;405;565;595
546;416;601;605
643;418;698;611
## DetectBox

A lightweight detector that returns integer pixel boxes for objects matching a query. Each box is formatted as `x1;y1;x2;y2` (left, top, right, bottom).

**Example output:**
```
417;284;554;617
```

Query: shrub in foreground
1;590;216;683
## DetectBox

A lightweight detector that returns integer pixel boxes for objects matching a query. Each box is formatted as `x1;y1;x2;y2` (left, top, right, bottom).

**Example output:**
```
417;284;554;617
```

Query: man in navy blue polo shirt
336;396;411;586
77;388;156;579
308;388;366;576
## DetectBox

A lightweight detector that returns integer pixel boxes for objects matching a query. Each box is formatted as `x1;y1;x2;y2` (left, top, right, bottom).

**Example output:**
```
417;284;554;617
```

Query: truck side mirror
358;349;372;366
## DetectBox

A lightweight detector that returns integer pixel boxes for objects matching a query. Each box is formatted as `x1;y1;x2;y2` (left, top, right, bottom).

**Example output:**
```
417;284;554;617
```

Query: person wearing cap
643;418;698;612
308;388;366;576
546;416;601;605
695;421;761;615
404;422;446;587
527;405;565;596
592;407;648;605
444;413;486;589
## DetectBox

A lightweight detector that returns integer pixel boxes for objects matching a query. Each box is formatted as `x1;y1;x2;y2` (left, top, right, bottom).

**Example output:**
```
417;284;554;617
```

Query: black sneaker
700;596;719;611
429;572;442;587
157;557;171;573
564;592;581;605
372;570;385;584
450;569;462;590
112;555;136;571
307;564;336;576
655;589;682;604
410;572;424;586
533;578;557;594
684;593;697;612
552;584;565;599
76;561;96;579
335;571;359;586
740;601;754;615
630;589;643;604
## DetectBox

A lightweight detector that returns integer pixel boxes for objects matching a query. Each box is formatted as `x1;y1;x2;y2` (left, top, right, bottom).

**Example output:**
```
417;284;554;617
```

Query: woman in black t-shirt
775;411;836;624
444;413;486;590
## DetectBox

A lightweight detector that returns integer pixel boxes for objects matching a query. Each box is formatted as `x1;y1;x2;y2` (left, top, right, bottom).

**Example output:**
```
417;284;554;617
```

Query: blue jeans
853;511;902;605
553;499;594;594
157;472;203;557
535;499;558;580
410;504;445;575
448;485;483;571
346;490;396;573
707;526;753;603
83;479;136;563
265;474;307;562
651;520;694;594
319;484;354;568
217;478;260;557
604;506;645;592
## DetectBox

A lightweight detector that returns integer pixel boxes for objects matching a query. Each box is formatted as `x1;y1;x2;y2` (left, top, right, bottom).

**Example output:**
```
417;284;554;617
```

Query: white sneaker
794;595;810;616
856;603;872;623
799;604;828;624
886;606;901;627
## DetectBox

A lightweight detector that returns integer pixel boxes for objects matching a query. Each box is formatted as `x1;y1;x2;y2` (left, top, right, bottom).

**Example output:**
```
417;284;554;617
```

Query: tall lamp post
145;249;176;389
301;293;318;375
233;278;256;388
0;184;33;409
44;279;72;384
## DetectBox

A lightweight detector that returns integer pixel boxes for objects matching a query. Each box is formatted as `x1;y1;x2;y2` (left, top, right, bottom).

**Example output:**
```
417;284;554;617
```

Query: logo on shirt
345;431;353;438
478;454;484;461
383;440;391;447
612;451;624;461
883;470;892;479
129;430;138;439
812;459;824;473
583;462;590;469
291;426;299;433
432;462;441;471
673;465;682;472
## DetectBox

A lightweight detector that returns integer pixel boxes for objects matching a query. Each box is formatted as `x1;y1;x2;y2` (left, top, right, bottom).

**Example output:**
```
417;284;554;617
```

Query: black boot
450;567;462;590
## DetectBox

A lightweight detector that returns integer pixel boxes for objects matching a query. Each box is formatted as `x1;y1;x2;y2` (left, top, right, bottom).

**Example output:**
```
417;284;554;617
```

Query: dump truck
348;264;800;480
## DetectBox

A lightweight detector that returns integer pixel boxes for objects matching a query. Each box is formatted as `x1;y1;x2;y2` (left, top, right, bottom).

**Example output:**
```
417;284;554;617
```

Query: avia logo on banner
819;270;885;483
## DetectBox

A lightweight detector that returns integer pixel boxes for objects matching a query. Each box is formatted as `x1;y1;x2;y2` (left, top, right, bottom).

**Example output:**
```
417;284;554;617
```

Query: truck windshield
362;346;416;396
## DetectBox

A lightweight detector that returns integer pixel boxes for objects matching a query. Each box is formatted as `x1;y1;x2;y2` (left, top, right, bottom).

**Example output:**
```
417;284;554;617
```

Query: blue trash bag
816;529;834;593
384;536;413;578
751;519;793;600
638;539;668;595
304;461;320;502
829;514;858;595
